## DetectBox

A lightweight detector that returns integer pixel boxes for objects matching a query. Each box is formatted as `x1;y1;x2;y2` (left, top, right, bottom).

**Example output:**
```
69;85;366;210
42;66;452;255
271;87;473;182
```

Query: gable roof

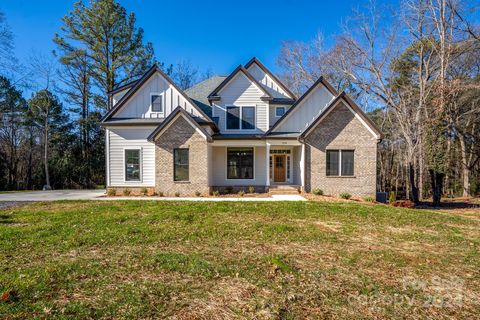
101;64;214;124
266;76;339;134
207;65;273;102
244;57;297;100
298;92;383;141
147;106;213;142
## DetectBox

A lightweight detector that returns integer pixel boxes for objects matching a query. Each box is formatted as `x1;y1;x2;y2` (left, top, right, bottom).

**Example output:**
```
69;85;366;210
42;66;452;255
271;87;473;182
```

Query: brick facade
154;115;210;196
304;102;378;197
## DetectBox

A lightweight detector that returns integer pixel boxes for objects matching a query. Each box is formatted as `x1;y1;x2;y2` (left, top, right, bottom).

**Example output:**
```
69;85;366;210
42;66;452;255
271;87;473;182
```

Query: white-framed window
226;106;256;130
326;150;354;176
125;148;142;181
275;106;285;117
150;93;164;113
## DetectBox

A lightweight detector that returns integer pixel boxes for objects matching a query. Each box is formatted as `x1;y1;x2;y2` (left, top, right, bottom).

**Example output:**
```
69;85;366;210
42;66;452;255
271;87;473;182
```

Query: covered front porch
209;139;304;192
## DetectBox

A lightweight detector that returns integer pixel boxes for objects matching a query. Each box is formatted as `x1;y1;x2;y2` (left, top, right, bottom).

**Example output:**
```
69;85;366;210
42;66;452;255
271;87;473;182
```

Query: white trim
265;143;271;186
106;129;110;187
300;143;305;188
269;147;293;184
123;147;143;183
149;92;165;117
224;105;257;131
225;146;256;181
275;106;286;117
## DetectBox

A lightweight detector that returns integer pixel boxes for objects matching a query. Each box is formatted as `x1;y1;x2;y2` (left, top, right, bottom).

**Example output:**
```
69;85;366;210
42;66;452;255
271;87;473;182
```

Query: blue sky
1;0;390;76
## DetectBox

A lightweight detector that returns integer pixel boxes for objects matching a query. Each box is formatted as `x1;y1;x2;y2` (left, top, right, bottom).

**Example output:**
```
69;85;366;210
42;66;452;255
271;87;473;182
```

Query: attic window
151;94;163;113
275;106;285;117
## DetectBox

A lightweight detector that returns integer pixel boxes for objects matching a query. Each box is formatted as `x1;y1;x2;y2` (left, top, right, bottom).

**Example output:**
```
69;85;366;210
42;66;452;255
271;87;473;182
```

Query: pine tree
54;0;155;110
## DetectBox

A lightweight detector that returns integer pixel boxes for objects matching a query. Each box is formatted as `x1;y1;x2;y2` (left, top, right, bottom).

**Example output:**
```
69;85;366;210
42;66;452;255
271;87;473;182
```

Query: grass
0;201;479;319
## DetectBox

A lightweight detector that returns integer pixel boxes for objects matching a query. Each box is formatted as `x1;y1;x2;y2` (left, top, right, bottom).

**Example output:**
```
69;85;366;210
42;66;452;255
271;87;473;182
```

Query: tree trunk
429;169;444;207
43;112;51;190
459;135;470;197
409;162;419;205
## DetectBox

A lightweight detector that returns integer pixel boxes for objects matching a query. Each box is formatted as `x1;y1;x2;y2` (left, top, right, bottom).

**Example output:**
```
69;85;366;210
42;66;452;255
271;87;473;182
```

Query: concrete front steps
268;185;301;195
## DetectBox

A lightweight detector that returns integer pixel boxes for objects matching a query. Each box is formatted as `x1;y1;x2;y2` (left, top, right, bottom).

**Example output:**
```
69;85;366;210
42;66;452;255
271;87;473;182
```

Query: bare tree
29;52;58;190
172;59;199;90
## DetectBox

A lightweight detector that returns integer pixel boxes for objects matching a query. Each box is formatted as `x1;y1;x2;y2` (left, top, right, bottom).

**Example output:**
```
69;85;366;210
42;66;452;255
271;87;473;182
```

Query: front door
274;155;286;182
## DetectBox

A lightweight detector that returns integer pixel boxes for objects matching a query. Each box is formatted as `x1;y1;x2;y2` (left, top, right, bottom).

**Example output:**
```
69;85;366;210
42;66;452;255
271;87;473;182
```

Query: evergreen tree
54;0;155;110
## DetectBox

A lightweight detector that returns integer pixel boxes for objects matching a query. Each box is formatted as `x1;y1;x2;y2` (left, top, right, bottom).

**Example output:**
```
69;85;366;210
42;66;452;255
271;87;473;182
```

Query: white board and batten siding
113;72;206;120
107;127;156;187
246;63;290;99
212;72;268;134
112;89;129;106
274;85;335;133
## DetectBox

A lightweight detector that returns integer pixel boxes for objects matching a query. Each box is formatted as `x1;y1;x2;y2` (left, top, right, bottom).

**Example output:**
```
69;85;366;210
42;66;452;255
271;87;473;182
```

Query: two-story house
100;57;383;196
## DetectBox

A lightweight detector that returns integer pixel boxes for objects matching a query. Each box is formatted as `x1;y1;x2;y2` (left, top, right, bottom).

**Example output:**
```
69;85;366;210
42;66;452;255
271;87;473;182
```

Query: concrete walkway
0;190;306;202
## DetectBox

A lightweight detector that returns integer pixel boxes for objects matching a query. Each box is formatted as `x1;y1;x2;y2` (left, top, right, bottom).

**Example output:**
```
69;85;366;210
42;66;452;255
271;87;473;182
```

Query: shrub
195;191;201;197
157;191;164;197
175;191;180;197
140;187;148;196
212;190;220;197
238;190;245;197
389;191;396;204
225;186;233;194
248;186;255;194
107;188;116;197
312;188;323;196
364;196;375;202
340;192;351;200
123;188;131;196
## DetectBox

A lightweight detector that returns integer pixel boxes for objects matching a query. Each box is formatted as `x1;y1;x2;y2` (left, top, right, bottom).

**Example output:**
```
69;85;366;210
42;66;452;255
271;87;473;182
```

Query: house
100;57;383;196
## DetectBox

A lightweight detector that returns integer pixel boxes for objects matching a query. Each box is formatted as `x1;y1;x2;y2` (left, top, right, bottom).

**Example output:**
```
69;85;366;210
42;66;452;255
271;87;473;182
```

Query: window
227;148;254;179
226;106;255;130
287;155;291;180
151;94;163;112
226;106;240;129
242;107;255;129
125;149;141;181
326;150;354;176
174;148;189;181
275;106;285;117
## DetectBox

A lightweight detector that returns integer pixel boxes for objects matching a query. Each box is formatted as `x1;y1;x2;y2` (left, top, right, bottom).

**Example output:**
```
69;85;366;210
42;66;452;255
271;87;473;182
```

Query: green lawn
1;201;479;319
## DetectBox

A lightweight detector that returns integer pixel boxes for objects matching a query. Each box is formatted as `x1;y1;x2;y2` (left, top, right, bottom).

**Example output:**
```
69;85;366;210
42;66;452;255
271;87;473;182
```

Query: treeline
0;0;205;191
277;0;480;205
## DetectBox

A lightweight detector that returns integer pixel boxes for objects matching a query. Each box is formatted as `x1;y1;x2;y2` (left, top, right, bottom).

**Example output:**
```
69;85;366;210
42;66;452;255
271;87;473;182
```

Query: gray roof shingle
185;76;227;117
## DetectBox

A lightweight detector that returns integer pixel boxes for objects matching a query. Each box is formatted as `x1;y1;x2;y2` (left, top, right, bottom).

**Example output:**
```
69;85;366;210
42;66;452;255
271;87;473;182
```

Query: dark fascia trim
270;98;296;105
147;106;213;142
244;57;297;100
101;64;217;130
207;65;273;101
266;76;339;134
107;79;139;95
298;92;384;141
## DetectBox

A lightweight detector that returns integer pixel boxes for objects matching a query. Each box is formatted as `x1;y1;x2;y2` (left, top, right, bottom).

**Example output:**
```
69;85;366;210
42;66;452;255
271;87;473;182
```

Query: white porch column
300;143;305;190
265;142;271;187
